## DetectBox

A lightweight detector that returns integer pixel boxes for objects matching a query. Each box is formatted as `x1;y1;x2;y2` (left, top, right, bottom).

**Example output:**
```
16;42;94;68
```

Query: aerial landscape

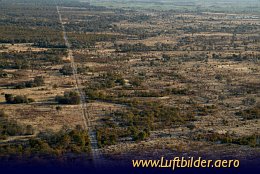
0;0;259;173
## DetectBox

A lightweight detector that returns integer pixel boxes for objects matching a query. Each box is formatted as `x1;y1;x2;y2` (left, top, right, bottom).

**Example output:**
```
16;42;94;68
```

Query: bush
195;133;259;147
133;131;149;141
236;105;260;120
97;128;118;148
55;91;80;105
0;127;91;158
5;94;34;104
0;70;8;78
215;74;223;81
5;123;25;136
164;88;189;95
0;116;34;137
4;94;13;103
162;54;171;61
59;65;73;75
25;125;34;135
85;89;109;100
33;76;45;86
130;77;142;87
15;76;45;89
0;110;7;117
14;95;29;103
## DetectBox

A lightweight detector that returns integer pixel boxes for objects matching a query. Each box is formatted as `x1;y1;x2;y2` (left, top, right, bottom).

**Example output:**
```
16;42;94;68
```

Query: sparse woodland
0;0;259;162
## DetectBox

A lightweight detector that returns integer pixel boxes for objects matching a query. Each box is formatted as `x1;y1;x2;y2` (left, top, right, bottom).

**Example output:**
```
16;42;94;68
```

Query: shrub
215;74;223;81
14;95;29;103
59;65;73;75
53;84;58;89
195;133;259;147
85;89;110;100
55;106;62;112
33;76;45;86
97;128;118;148
55;91;80;105
0;117;34;137
15;76;45;89
130;77;142;87
0;110;7;117
133;131;149;141
25;125;34;135
4;94;14;103
5;94;34;104
235;105;260;120
162;54;171;61
0;71;8;78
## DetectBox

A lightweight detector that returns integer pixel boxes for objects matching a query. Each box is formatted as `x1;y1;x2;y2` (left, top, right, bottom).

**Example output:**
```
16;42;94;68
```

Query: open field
85;0;260;13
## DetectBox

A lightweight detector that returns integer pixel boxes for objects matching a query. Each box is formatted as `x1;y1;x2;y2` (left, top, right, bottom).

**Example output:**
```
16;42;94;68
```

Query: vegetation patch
5;94;35;104
55;91;81;105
